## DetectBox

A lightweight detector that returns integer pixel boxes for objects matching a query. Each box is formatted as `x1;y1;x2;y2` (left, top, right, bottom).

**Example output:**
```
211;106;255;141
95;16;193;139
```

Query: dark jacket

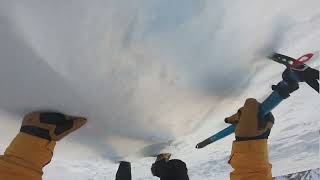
116;161;132;180
151;159;189;180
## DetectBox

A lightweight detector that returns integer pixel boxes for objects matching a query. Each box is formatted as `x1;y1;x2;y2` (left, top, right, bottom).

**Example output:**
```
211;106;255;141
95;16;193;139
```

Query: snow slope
0;0;319;179
275;168;320;180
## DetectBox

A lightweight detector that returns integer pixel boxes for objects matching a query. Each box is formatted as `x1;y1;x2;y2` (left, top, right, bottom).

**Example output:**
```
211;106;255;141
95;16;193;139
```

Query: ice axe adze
196;52;319;149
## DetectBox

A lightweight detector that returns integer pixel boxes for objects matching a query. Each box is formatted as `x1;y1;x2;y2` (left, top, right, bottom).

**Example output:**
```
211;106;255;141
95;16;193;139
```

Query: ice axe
196;52;319;149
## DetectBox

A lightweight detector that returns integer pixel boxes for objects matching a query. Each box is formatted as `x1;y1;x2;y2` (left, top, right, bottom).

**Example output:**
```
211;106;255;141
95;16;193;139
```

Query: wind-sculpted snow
275;168;320;180
0;0;320;179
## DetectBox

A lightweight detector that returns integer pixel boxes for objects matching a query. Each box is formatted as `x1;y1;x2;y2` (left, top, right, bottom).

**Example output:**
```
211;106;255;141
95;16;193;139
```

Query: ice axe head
272;67;319;99
289;67;319;93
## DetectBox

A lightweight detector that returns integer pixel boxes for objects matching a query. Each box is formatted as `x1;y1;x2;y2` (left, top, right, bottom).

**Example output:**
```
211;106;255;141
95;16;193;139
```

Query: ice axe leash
196;52;319;149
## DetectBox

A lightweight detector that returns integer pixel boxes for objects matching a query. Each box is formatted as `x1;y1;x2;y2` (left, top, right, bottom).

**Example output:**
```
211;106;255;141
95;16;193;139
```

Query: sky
0;0;319;179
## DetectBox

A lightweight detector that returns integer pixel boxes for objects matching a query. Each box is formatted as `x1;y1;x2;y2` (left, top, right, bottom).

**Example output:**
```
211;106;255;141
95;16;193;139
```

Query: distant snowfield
0;0;319;179
275;168;320;180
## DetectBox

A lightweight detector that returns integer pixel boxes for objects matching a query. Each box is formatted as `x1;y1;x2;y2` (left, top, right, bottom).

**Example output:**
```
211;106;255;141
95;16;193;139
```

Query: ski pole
196;70;300;149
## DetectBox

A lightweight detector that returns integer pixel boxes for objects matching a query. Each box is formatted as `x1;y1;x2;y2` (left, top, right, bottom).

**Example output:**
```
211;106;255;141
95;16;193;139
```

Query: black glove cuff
236;129;271;141
20;126;51;140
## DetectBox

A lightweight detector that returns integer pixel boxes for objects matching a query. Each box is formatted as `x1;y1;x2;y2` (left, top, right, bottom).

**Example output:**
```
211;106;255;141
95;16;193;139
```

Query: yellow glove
20;112;87;141
225;98;274;141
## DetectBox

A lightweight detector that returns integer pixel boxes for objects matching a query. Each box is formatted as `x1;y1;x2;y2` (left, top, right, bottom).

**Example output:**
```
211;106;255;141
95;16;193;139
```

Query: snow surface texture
0;0;319;179
275;168;320;180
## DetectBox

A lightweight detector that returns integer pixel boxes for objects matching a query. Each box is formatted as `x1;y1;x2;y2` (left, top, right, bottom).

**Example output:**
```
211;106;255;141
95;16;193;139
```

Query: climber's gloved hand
151;153;171;177
20;112;87;141
225;98;274;141
151;153;189;179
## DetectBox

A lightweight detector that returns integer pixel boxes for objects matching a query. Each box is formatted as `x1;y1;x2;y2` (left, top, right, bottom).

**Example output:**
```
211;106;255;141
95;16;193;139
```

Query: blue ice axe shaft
195;80;294;149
